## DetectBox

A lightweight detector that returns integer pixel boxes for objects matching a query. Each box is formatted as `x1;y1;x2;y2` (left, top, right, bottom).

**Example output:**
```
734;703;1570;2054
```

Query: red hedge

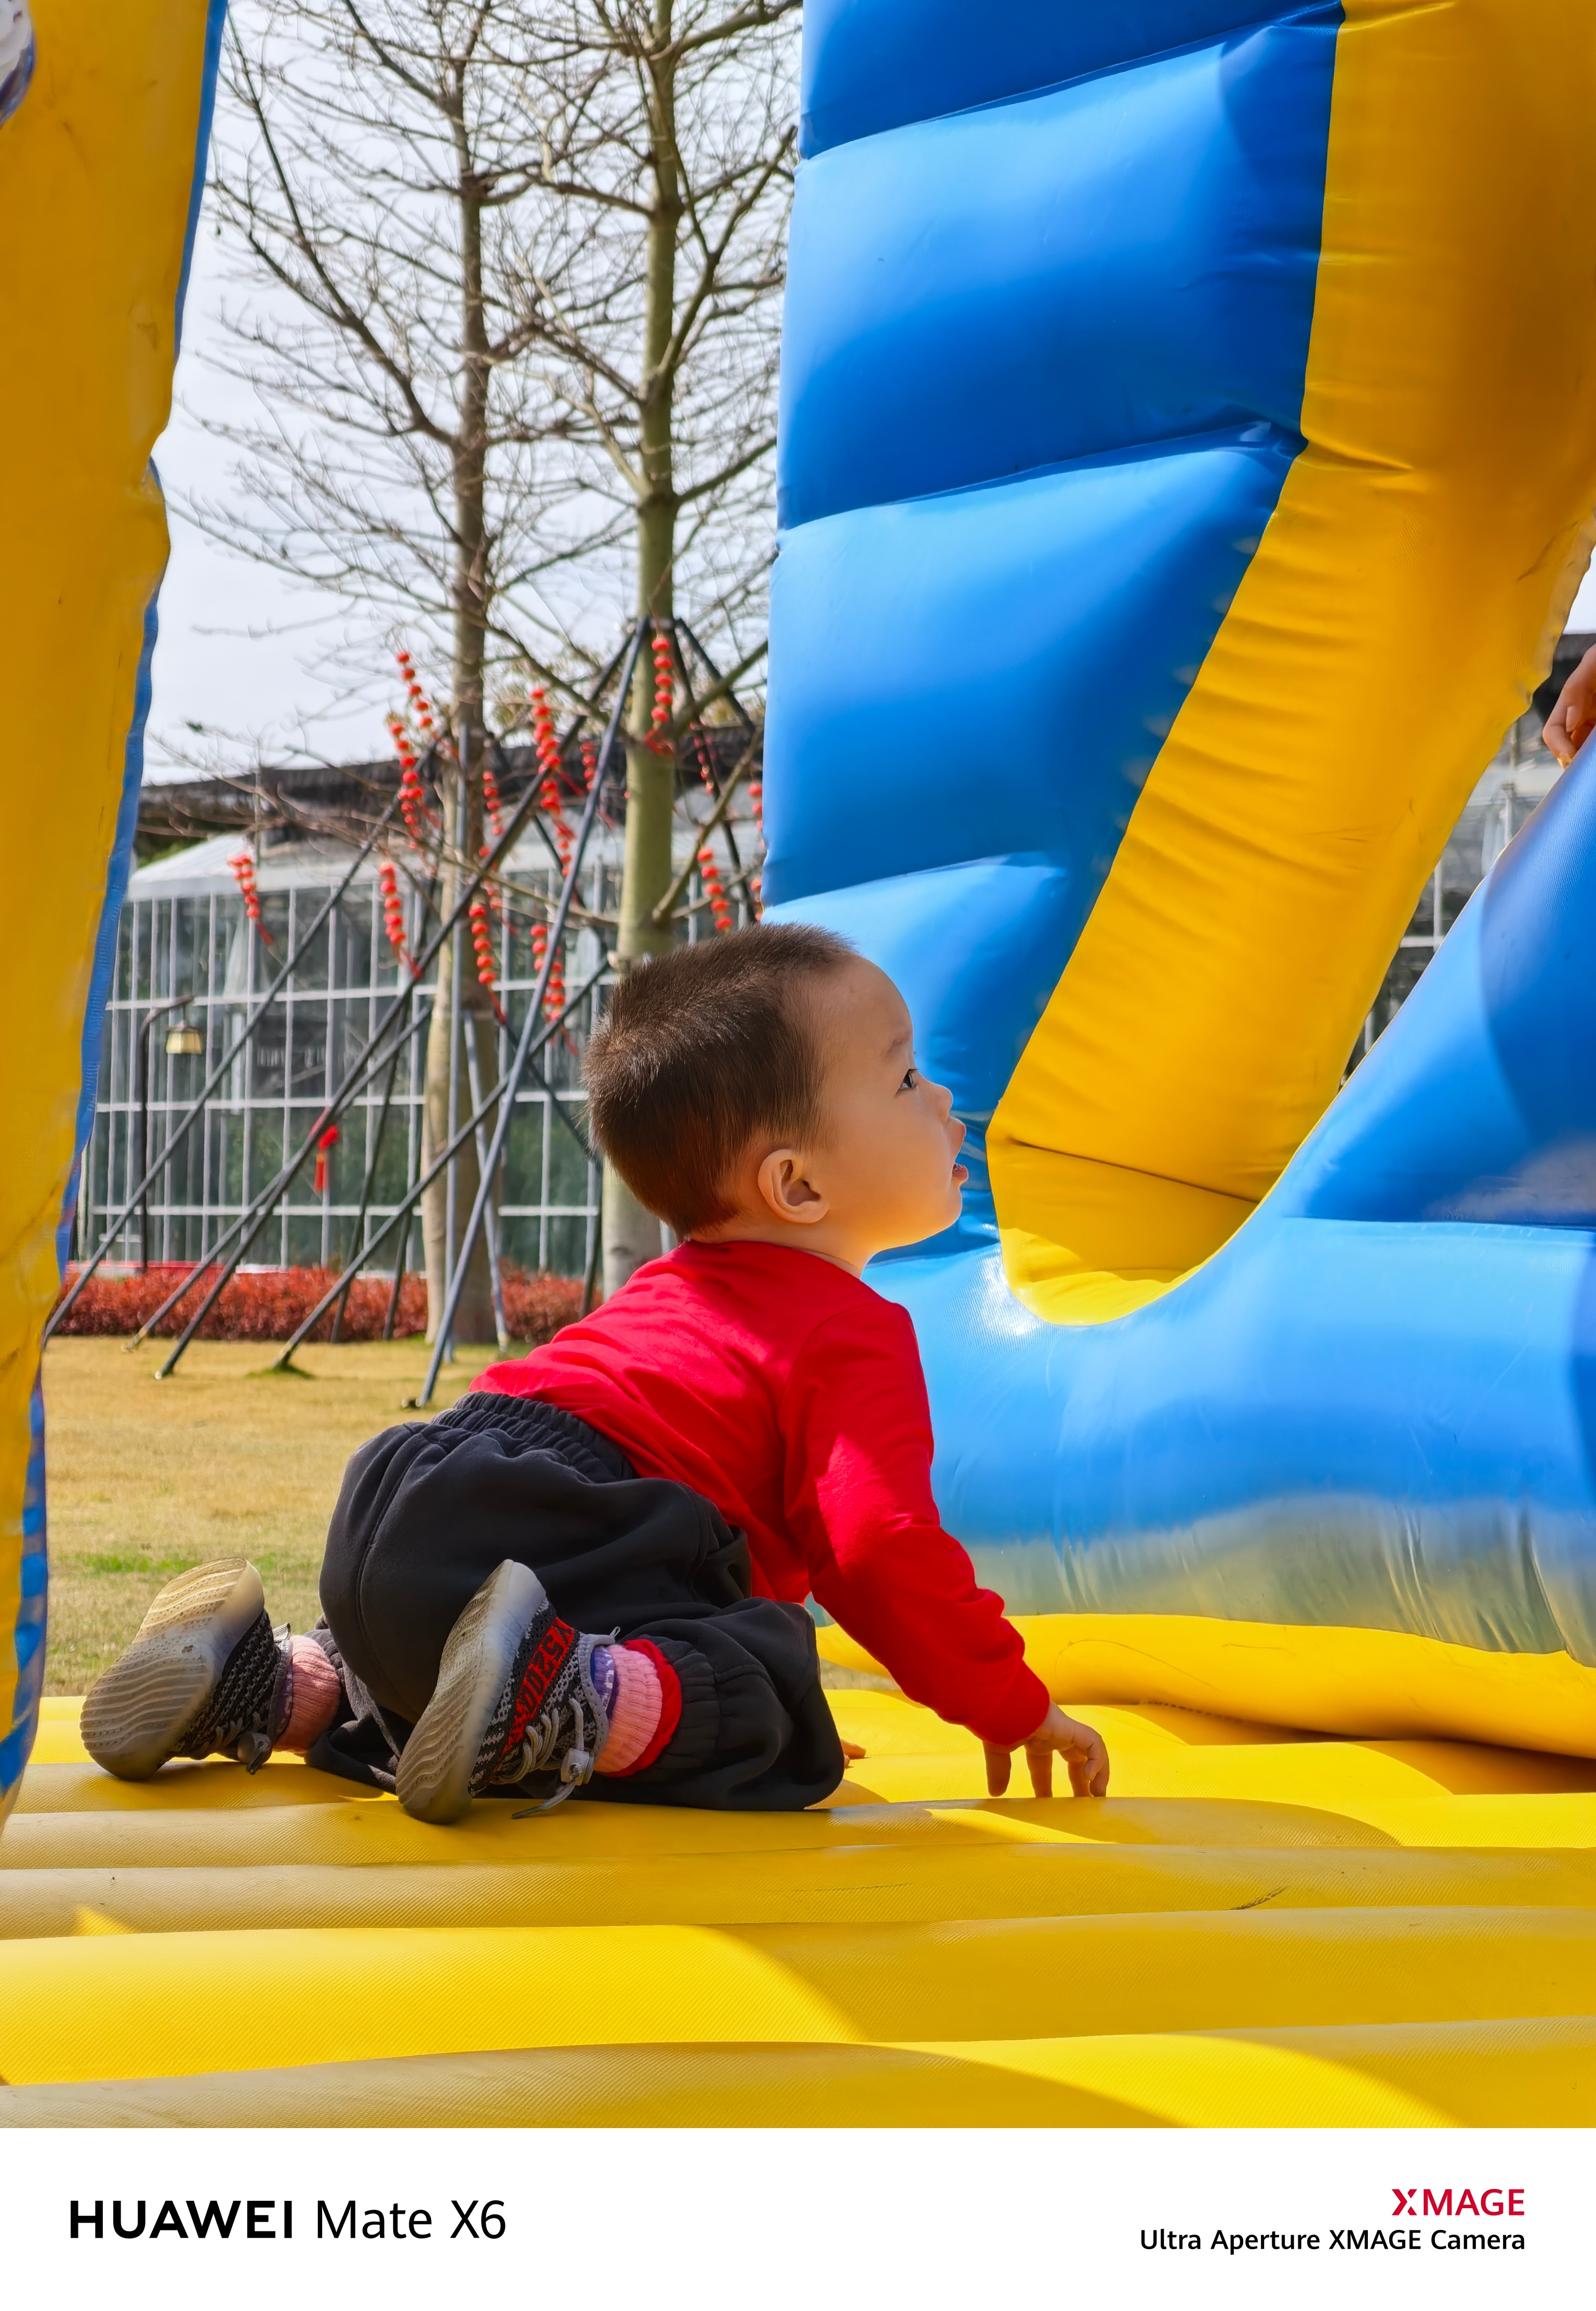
52;1264;583;1346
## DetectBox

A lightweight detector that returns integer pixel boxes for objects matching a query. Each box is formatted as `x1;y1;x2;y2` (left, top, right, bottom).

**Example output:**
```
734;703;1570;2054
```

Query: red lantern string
748;776;764;916
480;752;506;843
395;650;444;754
469;897;507;1026
313;1123;339;1197
581;737;598;790
377;858;415;975
229;849;273;946
529;685;573;872
645;630;674;755
698;843;734;935
387;713;434;848
530;921;568;1024
475;752;508;918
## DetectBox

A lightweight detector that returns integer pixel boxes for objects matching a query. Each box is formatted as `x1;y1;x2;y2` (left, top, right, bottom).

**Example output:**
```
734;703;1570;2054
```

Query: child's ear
756;1147;829;1226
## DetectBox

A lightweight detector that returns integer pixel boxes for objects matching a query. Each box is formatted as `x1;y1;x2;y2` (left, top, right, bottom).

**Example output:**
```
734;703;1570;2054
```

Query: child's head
586;924;967;1272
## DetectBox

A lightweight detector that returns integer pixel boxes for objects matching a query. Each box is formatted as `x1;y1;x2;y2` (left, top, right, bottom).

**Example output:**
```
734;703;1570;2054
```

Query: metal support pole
440;764;468;1362
49;787;407;1337
266;963;607;1371
135;645;631;1377
461;1012;509;1350
383;1210;411;1340
139;1002;430;1367
328;1030;407;1345
415;621;646;1407
133;737;569;1368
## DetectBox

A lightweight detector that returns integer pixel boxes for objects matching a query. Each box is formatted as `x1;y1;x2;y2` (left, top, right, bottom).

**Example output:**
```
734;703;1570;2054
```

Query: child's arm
982;1701;1110;1799
1544;641;1596;765
786;1305;1111;1784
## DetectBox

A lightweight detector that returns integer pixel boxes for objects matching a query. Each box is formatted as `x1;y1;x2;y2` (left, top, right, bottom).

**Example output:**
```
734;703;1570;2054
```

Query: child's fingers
839;1739;866;1760
1027;1739;1055;1800
983;1740;1013;1797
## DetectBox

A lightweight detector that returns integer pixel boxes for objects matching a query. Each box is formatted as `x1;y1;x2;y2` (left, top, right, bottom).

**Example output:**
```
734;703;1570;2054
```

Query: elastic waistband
433;1388;637;1484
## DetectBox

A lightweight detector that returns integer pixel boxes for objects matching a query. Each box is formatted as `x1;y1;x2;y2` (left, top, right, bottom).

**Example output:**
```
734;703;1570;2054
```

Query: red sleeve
779;1302;1050;1748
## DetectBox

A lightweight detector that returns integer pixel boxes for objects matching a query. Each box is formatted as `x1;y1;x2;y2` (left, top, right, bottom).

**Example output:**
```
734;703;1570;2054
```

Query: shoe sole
396;1560;549;1826
80;1557;266;1781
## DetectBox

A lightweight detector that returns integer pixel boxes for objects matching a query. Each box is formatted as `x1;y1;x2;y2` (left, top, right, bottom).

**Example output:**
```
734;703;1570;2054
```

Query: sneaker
395;1560;609;1825
81;1558;287;1781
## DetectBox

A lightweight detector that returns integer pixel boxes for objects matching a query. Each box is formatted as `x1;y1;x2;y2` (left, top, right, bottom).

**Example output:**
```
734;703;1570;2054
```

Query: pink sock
595;1642;663;1774
278;1635;341;1754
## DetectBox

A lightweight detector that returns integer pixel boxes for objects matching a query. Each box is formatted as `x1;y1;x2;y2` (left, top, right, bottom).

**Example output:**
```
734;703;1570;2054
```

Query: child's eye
900;1067;920;1091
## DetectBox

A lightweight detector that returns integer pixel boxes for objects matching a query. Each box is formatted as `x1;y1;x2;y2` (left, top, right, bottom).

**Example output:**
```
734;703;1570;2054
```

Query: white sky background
147;196;414;777
145;163;1596;780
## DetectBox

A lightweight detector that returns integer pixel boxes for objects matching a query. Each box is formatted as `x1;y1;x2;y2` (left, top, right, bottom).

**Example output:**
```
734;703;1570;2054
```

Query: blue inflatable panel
799;0;1323;156
780;18;1335;525
770;0;1596;1752
1276;749;1596;1229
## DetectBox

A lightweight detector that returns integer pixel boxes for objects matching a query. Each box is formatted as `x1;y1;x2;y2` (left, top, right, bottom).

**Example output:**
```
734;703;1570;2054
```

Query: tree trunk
423;102;499;1347
604;2;682;1297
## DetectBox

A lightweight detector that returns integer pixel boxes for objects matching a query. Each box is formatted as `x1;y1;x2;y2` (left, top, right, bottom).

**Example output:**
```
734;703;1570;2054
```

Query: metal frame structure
55;618;768;1380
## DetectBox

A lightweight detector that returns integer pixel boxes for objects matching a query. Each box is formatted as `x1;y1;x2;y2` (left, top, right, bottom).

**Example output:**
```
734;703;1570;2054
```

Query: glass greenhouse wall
82;694;1563;1277
78;831;611;1277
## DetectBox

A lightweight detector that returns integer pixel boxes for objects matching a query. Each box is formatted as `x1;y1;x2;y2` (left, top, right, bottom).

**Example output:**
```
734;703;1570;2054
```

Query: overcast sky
144;178;1596;781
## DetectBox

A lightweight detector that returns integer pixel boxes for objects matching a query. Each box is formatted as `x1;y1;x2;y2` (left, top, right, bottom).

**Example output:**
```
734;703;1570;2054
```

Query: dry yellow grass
39;1336;888;1700
39;1336;499;1695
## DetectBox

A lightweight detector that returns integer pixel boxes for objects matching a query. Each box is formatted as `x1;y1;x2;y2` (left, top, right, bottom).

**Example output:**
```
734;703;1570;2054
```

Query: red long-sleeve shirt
470;1239;1048;1747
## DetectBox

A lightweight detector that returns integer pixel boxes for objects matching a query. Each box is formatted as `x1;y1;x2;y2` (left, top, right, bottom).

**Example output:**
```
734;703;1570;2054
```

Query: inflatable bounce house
3;0;1596;2126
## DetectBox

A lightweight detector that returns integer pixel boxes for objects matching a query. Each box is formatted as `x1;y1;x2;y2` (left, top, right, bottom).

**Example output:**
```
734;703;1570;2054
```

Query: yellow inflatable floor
2;1689;1593;2126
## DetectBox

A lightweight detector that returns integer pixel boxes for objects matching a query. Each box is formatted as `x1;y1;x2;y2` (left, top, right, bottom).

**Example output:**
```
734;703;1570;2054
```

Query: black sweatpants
307;1390;844;1810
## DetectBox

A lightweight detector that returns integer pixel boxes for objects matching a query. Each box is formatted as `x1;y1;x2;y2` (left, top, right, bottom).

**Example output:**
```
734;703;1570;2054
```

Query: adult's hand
1543;641;1596;765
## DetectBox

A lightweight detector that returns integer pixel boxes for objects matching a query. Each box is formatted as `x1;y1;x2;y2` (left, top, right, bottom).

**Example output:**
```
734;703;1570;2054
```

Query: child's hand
983;1703;1110;1800
1544;642;1596;765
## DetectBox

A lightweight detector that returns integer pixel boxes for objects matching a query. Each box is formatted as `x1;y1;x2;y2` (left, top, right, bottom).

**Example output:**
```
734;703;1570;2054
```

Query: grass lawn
39;1336;500;1696
39;1336;888;1701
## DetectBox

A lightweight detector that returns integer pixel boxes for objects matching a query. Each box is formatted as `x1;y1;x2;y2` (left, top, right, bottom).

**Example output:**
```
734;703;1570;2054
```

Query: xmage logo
1390;2190;1524;2219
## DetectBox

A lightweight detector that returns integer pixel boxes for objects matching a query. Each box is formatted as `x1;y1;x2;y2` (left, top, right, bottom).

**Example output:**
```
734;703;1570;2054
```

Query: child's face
747;957;968;1267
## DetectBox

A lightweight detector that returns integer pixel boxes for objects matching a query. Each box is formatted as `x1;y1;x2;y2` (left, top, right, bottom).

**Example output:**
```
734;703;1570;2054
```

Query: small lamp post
136;997;200;1270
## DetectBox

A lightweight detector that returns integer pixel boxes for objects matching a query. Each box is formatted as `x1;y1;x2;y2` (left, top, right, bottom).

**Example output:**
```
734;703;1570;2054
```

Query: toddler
83;925;1109;1821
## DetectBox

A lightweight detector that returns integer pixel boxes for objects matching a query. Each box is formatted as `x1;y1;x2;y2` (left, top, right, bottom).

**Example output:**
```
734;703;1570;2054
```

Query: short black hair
584;923;855;1237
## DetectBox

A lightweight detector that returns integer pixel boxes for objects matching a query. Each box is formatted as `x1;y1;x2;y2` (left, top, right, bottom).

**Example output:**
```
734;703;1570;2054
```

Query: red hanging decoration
529;685;573;872
581;737;598;790
229;849;272;946
698;843;734;935
313;1124;339;1197
469;895;506;1024
748;776;764;917
530;921;568;1022
377;857;414;974
480;752;506;843
387;711;434;848
645;629;675;754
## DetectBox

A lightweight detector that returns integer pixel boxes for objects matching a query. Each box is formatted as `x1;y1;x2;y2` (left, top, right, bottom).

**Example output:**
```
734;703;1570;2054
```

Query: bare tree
504;1;797;1286
194;0;797;1320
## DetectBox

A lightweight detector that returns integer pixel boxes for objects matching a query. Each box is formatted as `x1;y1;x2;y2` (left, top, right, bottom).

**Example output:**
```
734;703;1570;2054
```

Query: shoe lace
179;1610;285;1773
502;1696;598;1812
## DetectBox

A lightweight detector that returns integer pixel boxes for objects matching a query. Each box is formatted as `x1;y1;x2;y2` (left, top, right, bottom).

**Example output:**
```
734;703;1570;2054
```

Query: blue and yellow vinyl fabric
0;0;224;1831
767;0;1596;1756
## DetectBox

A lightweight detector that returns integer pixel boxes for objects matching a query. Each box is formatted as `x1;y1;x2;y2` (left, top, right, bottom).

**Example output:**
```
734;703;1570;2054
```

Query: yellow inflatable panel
819;1615;1596;1761
2;1692;1591;2124
0;0;223;1823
